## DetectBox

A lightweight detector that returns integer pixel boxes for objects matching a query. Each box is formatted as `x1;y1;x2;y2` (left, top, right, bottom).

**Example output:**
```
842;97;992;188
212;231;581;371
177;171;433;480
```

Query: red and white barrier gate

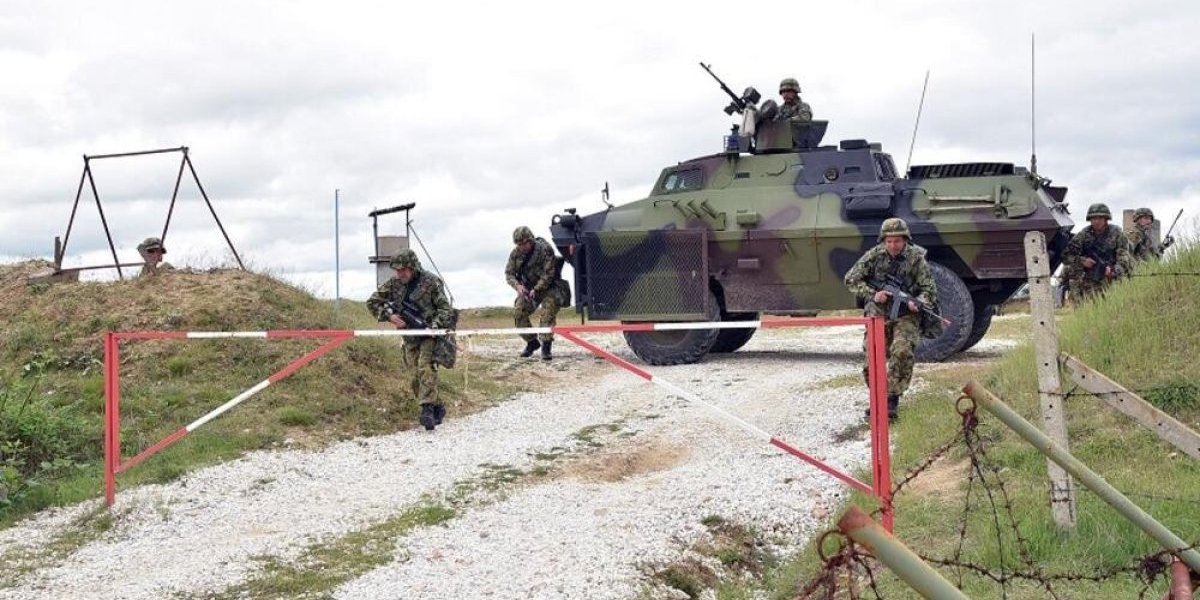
103;316;893;530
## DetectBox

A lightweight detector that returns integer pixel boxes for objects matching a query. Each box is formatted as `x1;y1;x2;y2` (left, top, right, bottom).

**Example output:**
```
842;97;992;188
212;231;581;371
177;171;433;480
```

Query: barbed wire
792;396;1195;599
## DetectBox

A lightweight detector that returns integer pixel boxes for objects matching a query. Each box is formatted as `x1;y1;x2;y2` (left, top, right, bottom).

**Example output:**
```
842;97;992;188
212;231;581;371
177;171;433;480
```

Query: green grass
715;240;1200;599
0;263;524;528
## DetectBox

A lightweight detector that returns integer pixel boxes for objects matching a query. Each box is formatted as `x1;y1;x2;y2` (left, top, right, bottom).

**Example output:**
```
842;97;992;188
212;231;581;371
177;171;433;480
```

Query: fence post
964;381;1200;572
838;506;971;599
1024;231;1076;529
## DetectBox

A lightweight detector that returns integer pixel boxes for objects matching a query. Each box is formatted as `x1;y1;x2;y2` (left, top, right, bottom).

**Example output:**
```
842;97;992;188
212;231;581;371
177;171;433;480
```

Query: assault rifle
1163;209;1184;248
1083;248;1122;281
381;299;430;330
869;275;950;325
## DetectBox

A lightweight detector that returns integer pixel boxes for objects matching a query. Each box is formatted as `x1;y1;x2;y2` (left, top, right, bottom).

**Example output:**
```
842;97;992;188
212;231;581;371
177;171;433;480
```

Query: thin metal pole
86;160;125;279
1030;32;1038;176
335;189;341;308
963;381;1200;573
905;70;930;174
838;506;971;599
160;152;189;244
59;163;89;267
86;146;186;160
184;153;246;270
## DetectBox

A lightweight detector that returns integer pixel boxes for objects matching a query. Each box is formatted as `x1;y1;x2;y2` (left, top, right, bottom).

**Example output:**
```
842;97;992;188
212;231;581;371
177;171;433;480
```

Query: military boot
886;394;900;422
541;340;553;361
418;403;437;431
432;403;446;426
519;339;541;358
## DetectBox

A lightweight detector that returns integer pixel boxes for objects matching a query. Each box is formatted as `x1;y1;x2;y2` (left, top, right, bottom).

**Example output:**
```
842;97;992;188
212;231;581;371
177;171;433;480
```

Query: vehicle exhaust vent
908;162;1015;179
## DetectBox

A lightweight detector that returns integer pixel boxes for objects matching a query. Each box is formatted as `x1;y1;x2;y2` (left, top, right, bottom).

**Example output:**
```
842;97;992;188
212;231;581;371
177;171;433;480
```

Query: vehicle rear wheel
709;312;758;353
623;291;721;365
958;303;996;352
915;262;974;362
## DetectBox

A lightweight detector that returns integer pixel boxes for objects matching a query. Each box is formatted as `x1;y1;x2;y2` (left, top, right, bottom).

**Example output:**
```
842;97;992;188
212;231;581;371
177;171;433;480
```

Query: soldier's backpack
552;256;572;306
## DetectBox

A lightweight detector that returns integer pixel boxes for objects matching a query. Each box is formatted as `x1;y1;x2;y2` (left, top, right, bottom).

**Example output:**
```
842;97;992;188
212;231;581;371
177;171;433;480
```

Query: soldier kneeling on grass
843;218;940;422
367;249;457;431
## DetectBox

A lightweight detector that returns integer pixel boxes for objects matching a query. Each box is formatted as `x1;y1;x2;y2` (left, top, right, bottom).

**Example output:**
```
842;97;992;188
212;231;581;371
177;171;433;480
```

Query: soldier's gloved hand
1104;266;1114;279
873;290;891;304
1082;257;1096;269
515;284;529;298
389;315;406;329
907;300;919;313
1163;235;1175;248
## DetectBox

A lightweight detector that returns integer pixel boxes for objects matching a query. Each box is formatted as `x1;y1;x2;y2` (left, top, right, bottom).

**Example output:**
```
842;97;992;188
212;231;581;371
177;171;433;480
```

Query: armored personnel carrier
549;78;1073;365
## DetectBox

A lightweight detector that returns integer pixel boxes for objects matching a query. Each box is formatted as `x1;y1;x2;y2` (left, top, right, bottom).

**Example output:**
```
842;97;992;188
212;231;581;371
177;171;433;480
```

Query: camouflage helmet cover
778;78;801;94
512;225;535;244
137;237;166;253
878;217;911;241
389;248;422;270
1133;207;1154;221
1086;203;1112;220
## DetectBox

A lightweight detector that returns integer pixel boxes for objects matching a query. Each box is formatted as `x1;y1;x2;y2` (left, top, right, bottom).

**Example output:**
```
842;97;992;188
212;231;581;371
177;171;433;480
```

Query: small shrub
166;356;194;378
1140;379;1200;412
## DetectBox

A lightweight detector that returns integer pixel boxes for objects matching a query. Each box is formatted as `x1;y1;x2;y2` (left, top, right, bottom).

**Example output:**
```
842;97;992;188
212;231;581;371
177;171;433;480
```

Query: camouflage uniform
506;228;566;345
1062;204;1132;303
1127;208;1166;263
366;250;454;423
136;237;173;277
844;221;937;402
776;78;813;122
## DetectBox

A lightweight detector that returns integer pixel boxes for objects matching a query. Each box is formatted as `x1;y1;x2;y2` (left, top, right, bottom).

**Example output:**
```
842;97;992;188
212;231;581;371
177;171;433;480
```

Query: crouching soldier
367;249;455;431
843;218;939;422
1127;207;1173;263
506;225;570;361
1062;203;1132;304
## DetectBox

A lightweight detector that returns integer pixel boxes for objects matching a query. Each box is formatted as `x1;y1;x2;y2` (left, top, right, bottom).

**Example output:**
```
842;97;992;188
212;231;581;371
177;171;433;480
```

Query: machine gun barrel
1164;209;1185;240
699;62;746;114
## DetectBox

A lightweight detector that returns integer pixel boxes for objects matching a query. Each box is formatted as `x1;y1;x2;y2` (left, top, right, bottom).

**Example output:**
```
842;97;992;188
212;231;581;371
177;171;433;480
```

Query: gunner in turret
775;78;812;122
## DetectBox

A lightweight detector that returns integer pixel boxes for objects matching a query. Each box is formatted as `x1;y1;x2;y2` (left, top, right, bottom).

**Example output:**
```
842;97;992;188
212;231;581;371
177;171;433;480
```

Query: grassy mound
0;262;516;526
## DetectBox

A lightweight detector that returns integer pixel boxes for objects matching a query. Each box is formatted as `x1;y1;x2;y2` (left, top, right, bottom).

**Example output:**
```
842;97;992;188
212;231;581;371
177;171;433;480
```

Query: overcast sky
2;0;1197;307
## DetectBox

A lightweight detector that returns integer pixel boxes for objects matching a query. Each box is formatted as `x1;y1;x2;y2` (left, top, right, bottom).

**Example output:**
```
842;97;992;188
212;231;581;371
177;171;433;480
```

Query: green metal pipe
837;506;971;600
963;381;1200;573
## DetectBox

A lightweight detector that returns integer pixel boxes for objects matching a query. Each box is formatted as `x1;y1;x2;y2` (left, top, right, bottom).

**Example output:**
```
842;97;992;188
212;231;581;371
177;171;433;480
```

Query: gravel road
0;326;1006;600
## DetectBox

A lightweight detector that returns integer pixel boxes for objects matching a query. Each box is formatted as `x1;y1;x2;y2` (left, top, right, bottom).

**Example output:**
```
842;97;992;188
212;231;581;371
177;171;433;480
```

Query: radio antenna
1030;32;1038;176
904;70;930;174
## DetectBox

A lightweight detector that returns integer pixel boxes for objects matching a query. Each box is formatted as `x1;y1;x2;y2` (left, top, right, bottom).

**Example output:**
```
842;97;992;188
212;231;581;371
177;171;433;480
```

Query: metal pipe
86;146;186;160
59;165;89;266
184;154;246;270
1171;557;1194;600
160;152;189;243
963;381;1200;573
334;189;340;308
85;161;125;280
837;506;971;599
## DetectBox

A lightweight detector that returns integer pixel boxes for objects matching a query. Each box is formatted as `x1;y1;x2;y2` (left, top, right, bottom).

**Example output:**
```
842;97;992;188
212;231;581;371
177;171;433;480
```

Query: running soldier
844;218;939;421
505;226;569;361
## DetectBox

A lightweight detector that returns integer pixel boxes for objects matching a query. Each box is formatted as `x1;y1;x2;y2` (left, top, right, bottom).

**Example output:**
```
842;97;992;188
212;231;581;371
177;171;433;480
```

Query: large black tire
914;262;974;362
958;303;996;352
709;312;758;353
623;291;721;365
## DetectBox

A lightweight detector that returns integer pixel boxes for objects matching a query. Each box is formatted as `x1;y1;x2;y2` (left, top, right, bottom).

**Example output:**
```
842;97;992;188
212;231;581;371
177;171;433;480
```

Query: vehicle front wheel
623;291;721;365
914;262;974;362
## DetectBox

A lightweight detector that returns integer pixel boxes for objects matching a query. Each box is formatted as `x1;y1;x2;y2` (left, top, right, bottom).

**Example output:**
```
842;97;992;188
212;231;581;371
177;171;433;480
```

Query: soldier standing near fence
366;249;455;431
844;218;939;421
1126;207;1174;263
506;226;570;361
1062;203;1133;304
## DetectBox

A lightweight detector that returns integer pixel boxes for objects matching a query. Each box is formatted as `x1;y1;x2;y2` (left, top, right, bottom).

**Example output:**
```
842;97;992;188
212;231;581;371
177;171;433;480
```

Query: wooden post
1060;353;1200;460
1025;231;1077;529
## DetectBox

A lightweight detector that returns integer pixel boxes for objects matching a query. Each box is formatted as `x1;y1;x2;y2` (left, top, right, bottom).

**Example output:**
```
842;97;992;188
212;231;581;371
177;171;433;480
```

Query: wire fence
793;395;1198;599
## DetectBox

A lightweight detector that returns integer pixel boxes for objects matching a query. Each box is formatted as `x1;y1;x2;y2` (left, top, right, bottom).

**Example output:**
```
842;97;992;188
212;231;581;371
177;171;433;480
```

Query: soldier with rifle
367;249;456;431
775;78;813;122
844;218;942;422
1062;203;1133;304
1127;207;1179;263
506;226;570;361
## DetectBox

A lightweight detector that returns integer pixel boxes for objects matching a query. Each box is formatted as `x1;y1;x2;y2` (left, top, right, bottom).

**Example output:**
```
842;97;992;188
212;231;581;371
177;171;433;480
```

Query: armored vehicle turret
549;78;1073;365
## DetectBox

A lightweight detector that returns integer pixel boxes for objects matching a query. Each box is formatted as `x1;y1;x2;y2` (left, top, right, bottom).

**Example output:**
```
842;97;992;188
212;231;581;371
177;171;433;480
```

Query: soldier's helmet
512;225;535;244
778;78;801;94
137;237;166;253
1133;207;1154;221
1086;203;1113;220
878;217;912;241
389;249;422;271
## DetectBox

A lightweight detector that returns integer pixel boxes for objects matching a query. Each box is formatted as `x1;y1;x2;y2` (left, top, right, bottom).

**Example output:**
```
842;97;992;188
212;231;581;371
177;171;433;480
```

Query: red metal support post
103;332;117;506
866;316;894;531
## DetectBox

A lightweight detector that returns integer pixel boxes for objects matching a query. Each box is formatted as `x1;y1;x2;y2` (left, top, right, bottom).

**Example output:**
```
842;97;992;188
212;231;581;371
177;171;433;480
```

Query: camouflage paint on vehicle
550;112;1074;363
